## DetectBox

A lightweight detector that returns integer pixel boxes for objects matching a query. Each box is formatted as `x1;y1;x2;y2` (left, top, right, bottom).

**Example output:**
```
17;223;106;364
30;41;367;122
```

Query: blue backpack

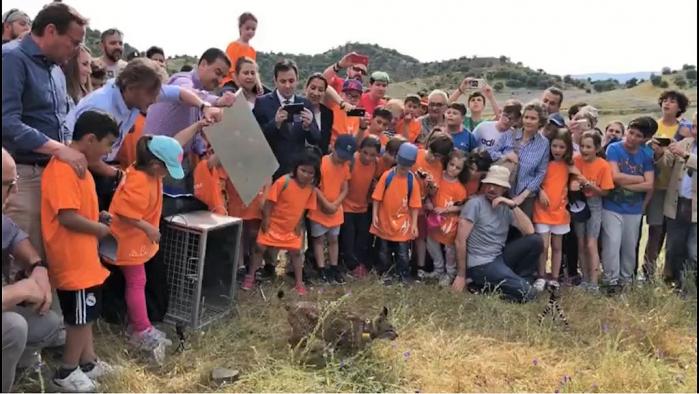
383;168;415;201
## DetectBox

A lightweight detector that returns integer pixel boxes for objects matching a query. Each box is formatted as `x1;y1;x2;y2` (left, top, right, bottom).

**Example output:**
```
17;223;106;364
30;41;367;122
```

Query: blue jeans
340;212;372;270
467;234;542;302
665;199;697;289
378;239;411;278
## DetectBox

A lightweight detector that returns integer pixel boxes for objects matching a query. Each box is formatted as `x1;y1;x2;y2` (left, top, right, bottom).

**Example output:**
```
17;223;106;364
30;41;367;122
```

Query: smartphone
468;79;483;89
282;103;305;115
347;108;366;117
654;137;672;147
349;54;369;66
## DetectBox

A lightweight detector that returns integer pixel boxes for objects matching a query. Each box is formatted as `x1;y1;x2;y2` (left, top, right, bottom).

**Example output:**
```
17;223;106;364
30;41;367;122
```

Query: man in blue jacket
253;59;320;180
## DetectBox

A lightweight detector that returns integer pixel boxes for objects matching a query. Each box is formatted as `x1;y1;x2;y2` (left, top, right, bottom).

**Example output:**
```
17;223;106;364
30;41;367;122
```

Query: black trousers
339;212;372;271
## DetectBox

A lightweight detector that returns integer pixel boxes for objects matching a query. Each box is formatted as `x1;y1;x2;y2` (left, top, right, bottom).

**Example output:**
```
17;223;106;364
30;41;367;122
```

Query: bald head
2;148;17;210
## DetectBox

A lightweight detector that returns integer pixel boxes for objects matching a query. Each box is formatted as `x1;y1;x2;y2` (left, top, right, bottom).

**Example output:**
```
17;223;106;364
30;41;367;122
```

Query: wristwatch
27;260;49;274
199;101;212;113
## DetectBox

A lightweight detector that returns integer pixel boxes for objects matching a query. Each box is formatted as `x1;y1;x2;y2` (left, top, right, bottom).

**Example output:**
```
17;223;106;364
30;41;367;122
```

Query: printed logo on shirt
86;292;97;307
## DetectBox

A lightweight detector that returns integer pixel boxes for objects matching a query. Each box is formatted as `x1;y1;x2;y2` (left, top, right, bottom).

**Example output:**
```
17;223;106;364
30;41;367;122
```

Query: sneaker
53;367;96;392
351;264;368;279
318;268;333;284
82;359;114;380
129;326;173;351
257;264;276;282
241;274;255;291
548;280;560;289
331;266;346;284
533;278;547;292
294;283;307;296
438;274;453;287
585;283;600;294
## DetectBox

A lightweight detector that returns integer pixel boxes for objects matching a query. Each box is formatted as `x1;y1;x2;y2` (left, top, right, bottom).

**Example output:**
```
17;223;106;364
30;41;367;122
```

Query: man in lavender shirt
144;48;236;205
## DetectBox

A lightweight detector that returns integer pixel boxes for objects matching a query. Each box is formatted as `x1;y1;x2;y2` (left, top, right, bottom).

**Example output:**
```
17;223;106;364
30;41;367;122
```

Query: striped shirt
490;129;550;196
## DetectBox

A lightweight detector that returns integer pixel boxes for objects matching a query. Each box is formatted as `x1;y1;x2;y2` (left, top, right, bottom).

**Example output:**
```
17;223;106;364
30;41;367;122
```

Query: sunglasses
2;176;18;194
351;66;367;76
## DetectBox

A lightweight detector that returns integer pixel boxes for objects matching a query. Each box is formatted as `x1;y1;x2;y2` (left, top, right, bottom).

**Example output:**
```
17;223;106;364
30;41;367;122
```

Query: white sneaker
53;368;97;392
83;359;115;380
129;326;173;350
533;278;547;292
548;280;560;289
438;274;453;287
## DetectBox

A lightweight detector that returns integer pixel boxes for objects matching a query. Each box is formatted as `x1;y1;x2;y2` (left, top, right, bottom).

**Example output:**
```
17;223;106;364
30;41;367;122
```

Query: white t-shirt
472;121;509;149
104;59;127;79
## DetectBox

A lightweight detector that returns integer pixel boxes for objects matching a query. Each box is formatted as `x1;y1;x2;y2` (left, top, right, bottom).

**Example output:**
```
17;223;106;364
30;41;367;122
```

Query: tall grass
15;277;696;393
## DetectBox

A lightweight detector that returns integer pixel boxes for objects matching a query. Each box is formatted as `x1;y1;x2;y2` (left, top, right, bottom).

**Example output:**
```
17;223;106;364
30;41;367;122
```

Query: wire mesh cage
160;211;242;329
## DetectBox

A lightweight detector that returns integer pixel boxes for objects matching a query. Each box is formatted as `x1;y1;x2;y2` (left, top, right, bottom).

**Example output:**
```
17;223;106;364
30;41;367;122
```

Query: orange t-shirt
116;113;145;170
308;155;351;227
360;92;386;116
41;159;110;290
343;153;378;213
533;160;570;226
466;177;481;197
413;149;444;199
573;155;615;198
396;118;421;143
430;177;468;245
108;166;163;266
376;157;393;179
327;100;360;146
222;41;256;85
370;169;423;242
257;176;317;250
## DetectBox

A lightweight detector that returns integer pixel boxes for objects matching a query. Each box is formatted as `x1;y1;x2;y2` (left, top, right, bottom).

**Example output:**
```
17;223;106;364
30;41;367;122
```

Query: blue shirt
603;142;654;215
64;79;181;162
491;129;550;196
2;35;70;164
451;128;478;153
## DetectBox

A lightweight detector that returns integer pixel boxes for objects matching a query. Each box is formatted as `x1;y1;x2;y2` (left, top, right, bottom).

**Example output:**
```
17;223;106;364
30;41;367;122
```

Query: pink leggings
121;264;152;332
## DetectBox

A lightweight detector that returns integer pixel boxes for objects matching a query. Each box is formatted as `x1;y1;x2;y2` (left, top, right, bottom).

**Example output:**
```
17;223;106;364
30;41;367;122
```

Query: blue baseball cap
147;136;184;179
334;134;357;161
397;143;418;167
548;113;566;127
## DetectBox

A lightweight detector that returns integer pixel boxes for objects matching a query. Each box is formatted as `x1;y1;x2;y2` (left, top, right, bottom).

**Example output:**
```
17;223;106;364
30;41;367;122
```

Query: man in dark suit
254;59;320;180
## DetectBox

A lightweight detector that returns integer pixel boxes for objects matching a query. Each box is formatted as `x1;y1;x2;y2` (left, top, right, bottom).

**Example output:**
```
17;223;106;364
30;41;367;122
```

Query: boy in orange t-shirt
242;149;320;296
412;131;454;277
41;111;117;390
341;136;381;278
309;136;356;284
396;95;422;143
371;143;422;283
356;107;393;147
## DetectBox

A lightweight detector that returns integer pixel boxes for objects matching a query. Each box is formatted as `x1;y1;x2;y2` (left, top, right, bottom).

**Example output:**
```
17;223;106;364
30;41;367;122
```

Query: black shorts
57;286;103;326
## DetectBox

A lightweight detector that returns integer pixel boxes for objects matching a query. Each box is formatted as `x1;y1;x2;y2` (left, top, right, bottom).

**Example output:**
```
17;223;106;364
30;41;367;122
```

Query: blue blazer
253;90;320;179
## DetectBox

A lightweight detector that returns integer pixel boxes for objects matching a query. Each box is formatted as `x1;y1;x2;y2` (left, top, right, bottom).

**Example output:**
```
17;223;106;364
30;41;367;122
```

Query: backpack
383;168;415;201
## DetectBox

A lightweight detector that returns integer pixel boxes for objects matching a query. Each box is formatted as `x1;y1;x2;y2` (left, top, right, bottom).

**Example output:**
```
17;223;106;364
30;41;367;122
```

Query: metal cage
160;211;242;329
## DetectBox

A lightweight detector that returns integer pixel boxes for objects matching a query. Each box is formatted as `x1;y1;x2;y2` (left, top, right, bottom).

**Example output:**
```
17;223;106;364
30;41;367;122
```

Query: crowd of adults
1;3;697;392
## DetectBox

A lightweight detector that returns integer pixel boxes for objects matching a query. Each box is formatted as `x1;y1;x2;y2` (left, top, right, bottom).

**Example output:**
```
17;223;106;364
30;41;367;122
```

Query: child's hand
96;223;111;240
372;214;380;229
433;207;448;215
538;191;550;208
411;224;419;238
99;211;112;226
145;225;161;244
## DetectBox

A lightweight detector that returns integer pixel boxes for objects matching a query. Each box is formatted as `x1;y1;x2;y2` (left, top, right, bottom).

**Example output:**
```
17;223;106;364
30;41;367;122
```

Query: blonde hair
385;99;405;119
575;105;599;128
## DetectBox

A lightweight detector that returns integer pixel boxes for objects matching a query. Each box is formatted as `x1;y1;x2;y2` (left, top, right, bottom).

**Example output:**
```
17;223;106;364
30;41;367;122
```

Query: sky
4;0;698;75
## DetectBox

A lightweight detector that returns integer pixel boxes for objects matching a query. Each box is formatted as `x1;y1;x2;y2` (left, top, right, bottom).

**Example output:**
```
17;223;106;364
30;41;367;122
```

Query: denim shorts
574;196;603;239
310;221;341;238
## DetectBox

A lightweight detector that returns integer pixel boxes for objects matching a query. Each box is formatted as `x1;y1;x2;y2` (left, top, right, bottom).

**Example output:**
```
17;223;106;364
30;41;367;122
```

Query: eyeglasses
429;102;445;108
2;176;18;194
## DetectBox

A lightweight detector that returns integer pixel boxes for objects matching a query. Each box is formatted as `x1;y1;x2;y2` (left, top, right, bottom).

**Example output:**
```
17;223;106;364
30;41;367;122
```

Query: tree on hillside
563;75;573;84
625;78;639;88
499;55;509;64
682;64;696;71
493;82;504;92
686;69;697;80
660;80;670;88
662;67;672;75
650;73;663;87
674;75;688;88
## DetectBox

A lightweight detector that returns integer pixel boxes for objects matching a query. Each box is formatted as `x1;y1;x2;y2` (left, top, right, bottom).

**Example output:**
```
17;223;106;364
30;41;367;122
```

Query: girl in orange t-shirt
222;13;261;92
108;135;184;352
411;131;454;278
424;150;470;286
573;131;615;290
532;130;575;290
241;150;320;296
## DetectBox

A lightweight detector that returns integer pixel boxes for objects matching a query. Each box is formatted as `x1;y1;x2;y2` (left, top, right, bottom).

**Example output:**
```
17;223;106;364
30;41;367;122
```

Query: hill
572;72;654;83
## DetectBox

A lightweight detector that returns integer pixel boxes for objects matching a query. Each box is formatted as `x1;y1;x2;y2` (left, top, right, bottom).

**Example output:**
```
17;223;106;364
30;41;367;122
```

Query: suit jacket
317;104;334;155
253;90;320;179
662;137;697;222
